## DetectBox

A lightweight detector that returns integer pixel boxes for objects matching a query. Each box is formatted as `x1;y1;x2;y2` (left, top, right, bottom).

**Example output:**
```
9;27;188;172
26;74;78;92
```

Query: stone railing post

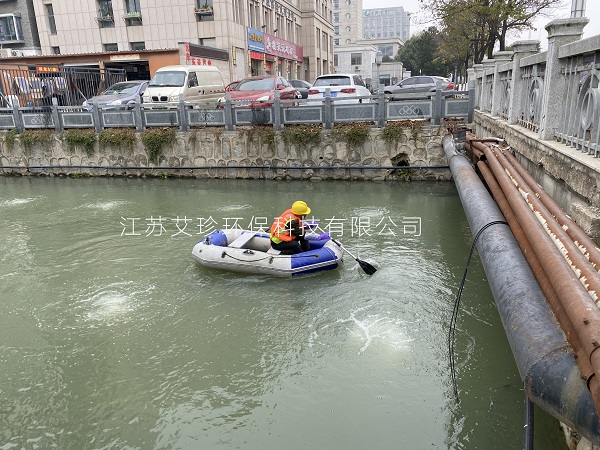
273;90;282;131
377;90;385;127
539;18;589;140
433;79;442;125
12;101;23;133
134;95;144;132
507;40;540;125
472;64;484;109
480;59;496;113
224;92;234;131
178;93;188;132
51;97;62;133
491;51;513;117
323;88;332;130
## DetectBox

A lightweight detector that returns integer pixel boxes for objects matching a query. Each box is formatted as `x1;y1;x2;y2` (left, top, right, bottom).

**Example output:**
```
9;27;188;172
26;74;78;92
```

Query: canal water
0;177;567;450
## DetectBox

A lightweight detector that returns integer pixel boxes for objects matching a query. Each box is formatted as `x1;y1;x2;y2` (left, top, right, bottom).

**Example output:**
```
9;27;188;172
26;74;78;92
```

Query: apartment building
30;0;334;83
0;0;41;57
362;6;410;42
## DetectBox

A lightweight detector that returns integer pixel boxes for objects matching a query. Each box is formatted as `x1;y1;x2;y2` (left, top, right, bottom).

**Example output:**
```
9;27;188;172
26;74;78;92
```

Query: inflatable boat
192;229;343;277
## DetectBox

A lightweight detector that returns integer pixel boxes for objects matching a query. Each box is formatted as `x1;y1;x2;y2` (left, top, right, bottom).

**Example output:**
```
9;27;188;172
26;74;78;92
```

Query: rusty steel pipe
477;160;594;383
499;146;600;271
443;134;600;443
482;143;600;417
490;145;600;307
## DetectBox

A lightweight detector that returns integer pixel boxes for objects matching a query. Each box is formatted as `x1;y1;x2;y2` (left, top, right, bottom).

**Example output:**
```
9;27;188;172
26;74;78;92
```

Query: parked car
384;76;455;99
225;80;240;92
221;75;299;107
143;65;225;108
289;79;312;99
83;80;149;110
307;73;371;104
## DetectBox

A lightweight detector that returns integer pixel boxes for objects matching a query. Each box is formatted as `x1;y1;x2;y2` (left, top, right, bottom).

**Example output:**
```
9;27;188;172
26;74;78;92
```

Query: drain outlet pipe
442;134;600;445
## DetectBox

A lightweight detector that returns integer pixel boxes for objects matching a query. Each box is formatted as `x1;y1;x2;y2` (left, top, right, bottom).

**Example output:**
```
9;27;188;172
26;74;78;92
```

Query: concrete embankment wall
474;111;600;239
0;124;451;181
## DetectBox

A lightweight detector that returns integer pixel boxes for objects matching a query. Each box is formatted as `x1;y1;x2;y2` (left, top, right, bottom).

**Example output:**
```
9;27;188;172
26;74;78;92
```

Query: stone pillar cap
482;58;496;67
492;51;513;61
510;40;540;53
545;17;589;38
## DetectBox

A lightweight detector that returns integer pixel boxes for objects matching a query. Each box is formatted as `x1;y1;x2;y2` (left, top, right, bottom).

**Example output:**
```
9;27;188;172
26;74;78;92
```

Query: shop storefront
246;27;303;79
247;28;265;77
263;34;303;80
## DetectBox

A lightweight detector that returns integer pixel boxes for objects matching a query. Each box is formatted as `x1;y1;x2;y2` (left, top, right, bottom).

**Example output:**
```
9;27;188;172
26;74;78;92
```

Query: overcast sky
362;0;600;47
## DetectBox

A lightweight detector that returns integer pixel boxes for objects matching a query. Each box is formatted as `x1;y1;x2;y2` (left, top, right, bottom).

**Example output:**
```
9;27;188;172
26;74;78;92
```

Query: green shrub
99;128;137;153
332;123;370;148
4;128;17;151
20;130;54;152
141;127;176;164
281;125;321;148
64;129;97;156
243;126;275;151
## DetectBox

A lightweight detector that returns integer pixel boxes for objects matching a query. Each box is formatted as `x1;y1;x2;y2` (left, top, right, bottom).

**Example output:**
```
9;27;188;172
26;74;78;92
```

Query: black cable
448;220;508;403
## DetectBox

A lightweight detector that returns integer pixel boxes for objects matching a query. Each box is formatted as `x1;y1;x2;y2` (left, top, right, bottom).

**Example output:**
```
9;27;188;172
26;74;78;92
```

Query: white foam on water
82;200;129;211
0;198;38;207
310;304;414;355
218;203;253;212
76;281;154;324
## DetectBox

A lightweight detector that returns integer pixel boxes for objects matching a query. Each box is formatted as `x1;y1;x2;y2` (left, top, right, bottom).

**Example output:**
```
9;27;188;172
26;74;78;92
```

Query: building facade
0;0;41;57
362;6;410;42
29;0;334;83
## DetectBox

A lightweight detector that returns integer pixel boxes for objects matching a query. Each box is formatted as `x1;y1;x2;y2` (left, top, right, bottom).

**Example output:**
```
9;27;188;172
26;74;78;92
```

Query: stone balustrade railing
469;18;600;156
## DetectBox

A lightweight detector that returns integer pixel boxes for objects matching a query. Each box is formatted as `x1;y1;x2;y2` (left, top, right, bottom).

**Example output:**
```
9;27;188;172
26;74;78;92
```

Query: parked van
143;65;225;108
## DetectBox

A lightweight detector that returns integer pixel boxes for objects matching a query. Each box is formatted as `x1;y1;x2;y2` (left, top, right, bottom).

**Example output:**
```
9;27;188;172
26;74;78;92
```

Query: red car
225;80;240;92
227;75;299;107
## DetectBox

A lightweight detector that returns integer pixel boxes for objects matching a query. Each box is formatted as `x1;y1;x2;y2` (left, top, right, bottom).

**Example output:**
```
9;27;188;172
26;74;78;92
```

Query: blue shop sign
247;27;265;52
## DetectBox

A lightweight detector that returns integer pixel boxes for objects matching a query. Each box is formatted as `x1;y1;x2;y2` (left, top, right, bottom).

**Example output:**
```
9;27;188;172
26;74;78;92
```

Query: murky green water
0;177;566;449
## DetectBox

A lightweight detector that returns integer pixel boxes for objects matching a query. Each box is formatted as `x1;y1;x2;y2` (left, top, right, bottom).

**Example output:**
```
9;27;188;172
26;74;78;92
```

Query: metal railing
0;65;127;109
0;88;474;133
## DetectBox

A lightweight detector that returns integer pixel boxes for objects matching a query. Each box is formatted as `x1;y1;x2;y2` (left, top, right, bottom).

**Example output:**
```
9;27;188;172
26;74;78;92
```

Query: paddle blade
357;259;377;275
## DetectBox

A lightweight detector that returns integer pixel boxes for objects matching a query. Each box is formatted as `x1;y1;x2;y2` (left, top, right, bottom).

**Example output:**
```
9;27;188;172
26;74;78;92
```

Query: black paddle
330;237;377;275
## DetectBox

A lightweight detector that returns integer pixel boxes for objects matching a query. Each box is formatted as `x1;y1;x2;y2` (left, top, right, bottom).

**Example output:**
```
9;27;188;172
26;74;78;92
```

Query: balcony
123;11;142;20
123;10;142;26
96;12;114;26
194;5;213;17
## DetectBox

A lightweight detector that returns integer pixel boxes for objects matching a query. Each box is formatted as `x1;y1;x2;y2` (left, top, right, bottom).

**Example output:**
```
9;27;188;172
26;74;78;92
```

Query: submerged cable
448;220;508;403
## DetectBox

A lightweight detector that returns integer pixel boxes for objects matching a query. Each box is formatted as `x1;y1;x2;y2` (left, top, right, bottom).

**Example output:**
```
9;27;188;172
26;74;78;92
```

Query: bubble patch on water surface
80;199;129;210
0;197;39;207
218;203;254;212
309;304;414;355
73;281;155;325
350;206;391;218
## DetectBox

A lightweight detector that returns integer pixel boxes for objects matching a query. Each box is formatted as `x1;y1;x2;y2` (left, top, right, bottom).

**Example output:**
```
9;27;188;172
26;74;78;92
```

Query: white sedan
307;73;372;104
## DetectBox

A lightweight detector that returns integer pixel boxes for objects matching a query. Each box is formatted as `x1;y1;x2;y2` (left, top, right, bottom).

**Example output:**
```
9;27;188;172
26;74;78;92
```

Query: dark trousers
271;237;310;254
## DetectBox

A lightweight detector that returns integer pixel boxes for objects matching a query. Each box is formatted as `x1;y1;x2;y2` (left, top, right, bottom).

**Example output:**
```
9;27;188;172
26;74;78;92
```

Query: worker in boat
270;200;313;254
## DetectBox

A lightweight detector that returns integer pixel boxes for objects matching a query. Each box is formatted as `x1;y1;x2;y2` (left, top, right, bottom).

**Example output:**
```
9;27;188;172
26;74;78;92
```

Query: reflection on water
0;177;567;450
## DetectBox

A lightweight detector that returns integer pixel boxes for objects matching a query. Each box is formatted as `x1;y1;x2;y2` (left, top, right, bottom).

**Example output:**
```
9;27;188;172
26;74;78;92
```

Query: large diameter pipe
443;134;600;445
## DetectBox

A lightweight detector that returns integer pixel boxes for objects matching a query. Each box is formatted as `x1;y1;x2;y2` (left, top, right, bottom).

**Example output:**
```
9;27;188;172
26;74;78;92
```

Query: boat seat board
266;247;281;255
229;232;257;248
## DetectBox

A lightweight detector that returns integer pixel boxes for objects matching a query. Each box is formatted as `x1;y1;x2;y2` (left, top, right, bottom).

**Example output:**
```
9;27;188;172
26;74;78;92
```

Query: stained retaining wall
0;124;452;181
